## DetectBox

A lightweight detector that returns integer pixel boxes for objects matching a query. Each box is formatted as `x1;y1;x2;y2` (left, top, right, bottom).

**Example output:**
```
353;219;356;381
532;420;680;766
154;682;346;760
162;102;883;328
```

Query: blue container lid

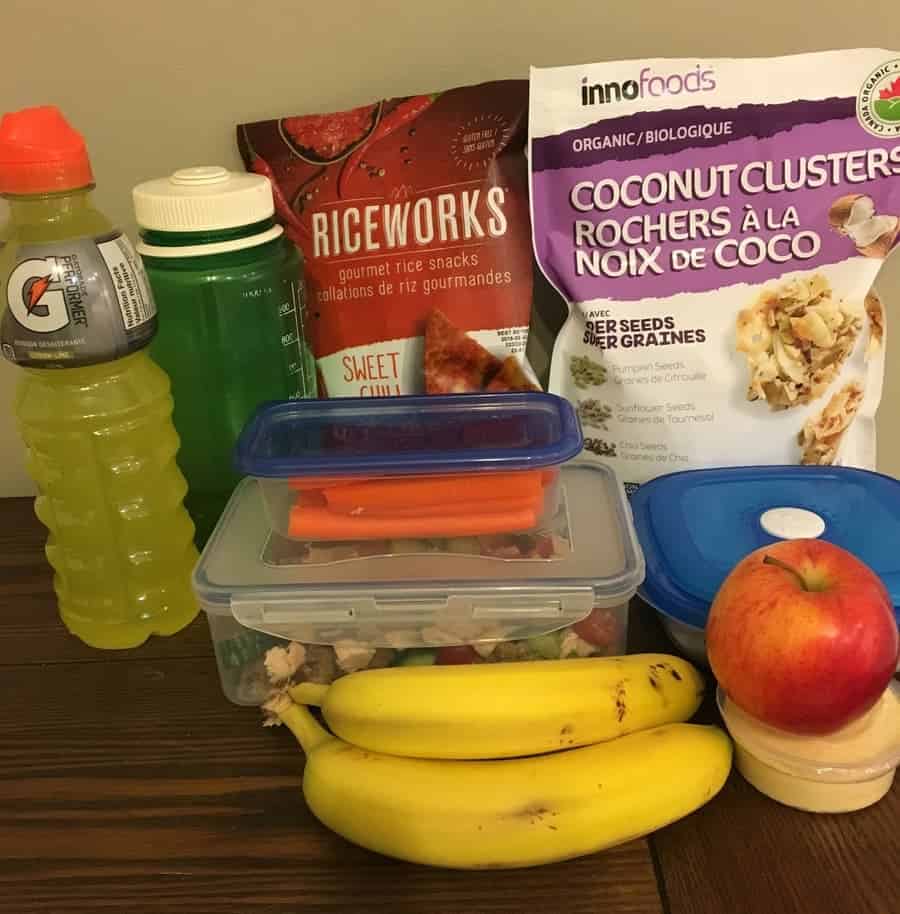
630;465;900;630
234;392;583;478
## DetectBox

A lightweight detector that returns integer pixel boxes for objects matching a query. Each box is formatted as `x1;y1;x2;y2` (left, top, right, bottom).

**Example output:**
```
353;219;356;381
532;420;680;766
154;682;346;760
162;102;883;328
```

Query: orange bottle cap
0;105;94;195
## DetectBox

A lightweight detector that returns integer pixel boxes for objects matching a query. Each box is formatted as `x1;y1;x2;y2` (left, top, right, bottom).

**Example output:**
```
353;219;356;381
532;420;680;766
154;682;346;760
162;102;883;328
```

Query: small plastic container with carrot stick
232;393;583;543
194;392;645;704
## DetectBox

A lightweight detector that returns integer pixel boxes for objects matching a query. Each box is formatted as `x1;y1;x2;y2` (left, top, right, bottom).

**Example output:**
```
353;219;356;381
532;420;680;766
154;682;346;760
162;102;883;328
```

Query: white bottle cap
132;166;275;232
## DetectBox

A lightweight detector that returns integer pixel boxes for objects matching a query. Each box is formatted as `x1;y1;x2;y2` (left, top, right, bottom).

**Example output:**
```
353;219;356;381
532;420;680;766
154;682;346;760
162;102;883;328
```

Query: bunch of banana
266;653;732;869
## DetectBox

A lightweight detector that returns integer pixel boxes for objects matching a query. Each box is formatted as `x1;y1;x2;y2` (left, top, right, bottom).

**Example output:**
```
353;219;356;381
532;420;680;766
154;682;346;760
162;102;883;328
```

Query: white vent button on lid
170;166;229;186
759;507;825;540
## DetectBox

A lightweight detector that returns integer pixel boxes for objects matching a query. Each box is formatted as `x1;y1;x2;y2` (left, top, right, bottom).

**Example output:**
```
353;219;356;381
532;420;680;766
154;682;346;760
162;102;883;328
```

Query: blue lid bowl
234;392;584;478
630;465;900;631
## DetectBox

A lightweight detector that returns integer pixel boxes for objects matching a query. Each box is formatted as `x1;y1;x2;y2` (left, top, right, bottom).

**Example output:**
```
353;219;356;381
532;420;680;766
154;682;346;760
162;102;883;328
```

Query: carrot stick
288;505;538;540
329;493;544;519
323;471;543;512
289;468;552;495
294;490;328;508
288;477;370;491
289;470;544;493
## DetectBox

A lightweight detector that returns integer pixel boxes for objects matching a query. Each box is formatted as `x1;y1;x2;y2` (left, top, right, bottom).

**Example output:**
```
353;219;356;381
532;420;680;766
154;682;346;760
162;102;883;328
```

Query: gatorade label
1;231;157;367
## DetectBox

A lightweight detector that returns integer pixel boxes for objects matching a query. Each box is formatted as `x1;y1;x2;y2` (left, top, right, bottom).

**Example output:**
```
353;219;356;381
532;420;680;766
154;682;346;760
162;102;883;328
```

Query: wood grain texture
653;747;900;914
0;497;664;914
3;493;898;914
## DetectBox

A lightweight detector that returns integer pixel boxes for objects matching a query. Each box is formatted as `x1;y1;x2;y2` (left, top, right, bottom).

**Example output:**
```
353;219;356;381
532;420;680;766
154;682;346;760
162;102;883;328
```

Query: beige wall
1;0;899;495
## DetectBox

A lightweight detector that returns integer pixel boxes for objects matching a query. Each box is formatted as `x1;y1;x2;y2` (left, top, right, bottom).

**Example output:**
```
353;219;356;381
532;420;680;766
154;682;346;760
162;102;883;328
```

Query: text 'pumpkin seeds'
530;49;900;484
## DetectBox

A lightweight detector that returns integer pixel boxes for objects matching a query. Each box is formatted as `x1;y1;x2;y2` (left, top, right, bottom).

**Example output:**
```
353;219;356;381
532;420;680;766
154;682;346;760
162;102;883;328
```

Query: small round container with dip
718;681;900;813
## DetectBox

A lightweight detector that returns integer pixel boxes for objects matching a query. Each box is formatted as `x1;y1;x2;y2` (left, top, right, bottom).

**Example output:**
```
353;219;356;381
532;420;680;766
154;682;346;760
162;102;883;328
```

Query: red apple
707;538;898;735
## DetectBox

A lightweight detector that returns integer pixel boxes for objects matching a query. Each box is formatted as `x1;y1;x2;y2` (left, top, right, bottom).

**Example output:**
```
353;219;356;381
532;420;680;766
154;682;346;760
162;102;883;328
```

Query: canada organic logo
6;258;70;333
580;65;716;106
878;77;900;119
857;59;900;137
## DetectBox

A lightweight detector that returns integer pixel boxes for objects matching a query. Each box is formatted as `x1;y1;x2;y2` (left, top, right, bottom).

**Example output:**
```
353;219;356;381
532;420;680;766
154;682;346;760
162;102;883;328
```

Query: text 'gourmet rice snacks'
529;50;900;486
238;82;538;398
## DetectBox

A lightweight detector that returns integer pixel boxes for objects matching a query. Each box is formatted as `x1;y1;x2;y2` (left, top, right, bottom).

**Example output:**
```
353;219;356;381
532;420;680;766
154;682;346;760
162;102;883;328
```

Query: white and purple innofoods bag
530;49;900;489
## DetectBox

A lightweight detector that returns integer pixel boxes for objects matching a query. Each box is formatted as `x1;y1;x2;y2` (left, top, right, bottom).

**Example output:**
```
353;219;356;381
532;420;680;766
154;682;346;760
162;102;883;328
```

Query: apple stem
763;554;808;591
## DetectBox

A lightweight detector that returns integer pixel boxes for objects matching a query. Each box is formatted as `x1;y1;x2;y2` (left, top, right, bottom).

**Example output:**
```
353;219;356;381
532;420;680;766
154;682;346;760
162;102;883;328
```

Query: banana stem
289;681;329;707
267;694;332;753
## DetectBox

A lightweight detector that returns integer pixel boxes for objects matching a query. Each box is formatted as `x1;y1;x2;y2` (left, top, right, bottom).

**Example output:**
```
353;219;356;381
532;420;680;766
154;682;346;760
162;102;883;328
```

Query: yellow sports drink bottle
0;106;198;648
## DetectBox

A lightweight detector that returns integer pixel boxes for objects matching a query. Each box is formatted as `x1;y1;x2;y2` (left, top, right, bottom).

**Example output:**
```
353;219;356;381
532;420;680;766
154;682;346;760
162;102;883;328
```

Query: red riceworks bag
238;82;537;398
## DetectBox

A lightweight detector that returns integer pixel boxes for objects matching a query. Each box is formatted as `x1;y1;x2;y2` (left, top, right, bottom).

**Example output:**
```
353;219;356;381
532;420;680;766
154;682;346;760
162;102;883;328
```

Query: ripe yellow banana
289;653;705;759
269;694;732;869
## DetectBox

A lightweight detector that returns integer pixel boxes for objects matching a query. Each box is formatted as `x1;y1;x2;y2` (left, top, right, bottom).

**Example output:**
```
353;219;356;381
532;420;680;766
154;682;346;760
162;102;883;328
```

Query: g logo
6;257;70;333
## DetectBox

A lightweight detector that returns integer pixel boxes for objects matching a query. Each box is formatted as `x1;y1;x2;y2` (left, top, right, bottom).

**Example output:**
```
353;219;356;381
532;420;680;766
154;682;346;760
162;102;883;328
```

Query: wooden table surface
1;496;897;914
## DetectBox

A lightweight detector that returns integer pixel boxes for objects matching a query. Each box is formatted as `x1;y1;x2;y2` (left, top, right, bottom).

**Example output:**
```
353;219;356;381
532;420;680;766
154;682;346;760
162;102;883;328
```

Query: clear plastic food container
233;393;583;542
193;460;644;705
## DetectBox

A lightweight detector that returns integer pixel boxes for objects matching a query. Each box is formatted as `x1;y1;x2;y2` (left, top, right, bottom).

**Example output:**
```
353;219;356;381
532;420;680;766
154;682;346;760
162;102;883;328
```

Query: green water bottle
132;167;316;546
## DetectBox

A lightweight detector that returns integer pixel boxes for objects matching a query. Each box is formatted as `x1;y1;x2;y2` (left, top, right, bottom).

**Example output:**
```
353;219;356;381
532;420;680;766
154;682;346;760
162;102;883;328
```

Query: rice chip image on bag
529;49;900;487
238;82;538;398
